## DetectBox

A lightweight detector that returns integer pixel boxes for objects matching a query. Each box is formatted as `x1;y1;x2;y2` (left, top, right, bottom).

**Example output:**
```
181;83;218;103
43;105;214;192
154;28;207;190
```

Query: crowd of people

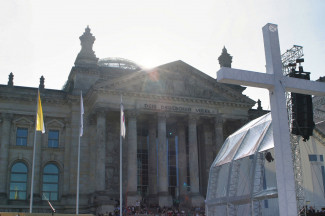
97;200;205;216
300;205;325;216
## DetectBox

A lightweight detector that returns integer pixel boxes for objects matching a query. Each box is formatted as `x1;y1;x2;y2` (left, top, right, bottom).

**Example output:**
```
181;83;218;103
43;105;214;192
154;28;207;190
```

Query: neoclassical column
96;111;106;191
69;105;82;195
0;113;12;198
177;121;187;198
188;115;200;193
157;113;172;206
127;111;140;204
188;115;204;206
148;119;157;200
63;122;71;196
214;115;224;157
202;123;213;197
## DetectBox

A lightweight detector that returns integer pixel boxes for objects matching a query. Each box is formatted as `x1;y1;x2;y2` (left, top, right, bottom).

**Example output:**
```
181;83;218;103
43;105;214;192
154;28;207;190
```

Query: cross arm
282;76;325;96
217;67;274;89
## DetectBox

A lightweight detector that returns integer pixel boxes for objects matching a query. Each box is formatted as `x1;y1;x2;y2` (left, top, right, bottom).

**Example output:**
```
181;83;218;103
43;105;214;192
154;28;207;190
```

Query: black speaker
289;67;315;141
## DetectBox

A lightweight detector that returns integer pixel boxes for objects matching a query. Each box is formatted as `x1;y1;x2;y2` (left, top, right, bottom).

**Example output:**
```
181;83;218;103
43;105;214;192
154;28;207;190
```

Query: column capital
126;110;138;118
157;112;168;120
96;109;106;118
1;113;13;121
177;120;186;128
188;114;199;124
149;117;157;127
214;115;224;126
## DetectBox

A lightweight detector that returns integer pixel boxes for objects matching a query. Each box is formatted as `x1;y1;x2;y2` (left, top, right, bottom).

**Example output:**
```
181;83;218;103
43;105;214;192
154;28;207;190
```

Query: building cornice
87;88;253;110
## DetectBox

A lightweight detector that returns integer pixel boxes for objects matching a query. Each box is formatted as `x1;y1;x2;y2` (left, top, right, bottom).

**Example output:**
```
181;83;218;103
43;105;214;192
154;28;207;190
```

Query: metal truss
251;152;265;216
226;160;241;216
281;45;304;75
206;166;221;216
281;45;306;216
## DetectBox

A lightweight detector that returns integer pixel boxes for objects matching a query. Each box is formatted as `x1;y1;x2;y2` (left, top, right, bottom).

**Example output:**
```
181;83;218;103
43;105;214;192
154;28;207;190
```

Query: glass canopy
206;113;280;216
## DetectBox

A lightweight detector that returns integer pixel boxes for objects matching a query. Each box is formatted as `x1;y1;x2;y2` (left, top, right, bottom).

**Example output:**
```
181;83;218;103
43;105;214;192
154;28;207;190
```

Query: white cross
217;23;325;216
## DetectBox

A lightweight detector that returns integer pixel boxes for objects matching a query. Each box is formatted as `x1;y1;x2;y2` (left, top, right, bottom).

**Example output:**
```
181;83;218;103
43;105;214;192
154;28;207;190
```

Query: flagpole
76;132;81;215
120;125;122;216
30;90;40;213
76;90;83;215
120;95;123;216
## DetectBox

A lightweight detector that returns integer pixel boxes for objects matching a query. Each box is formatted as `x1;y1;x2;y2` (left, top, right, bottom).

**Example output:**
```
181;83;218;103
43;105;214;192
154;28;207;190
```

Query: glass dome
98;57;142;71
206;113;280;216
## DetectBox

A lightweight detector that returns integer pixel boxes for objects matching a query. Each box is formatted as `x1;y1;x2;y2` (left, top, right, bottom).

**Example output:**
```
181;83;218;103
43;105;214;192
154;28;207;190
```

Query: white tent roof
212;113;273;166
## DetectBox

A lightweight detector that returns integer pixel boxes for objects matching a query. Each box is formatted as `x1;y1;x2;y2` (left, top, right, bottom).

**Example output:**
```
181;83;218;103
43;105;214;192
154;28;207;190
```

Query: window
320;155;324;162
16;128;28;146
137;127;149;197
48;130;59;148
9;162;28;200
168;134;178;198
309;155;318;162
42;164;59;201
185;127;191;191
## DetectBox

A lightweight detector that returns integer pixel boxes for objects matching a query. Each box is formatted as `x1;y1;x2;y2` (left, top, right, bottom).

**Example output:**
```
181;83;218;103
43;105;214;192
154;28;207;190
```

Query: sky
0;0;324;109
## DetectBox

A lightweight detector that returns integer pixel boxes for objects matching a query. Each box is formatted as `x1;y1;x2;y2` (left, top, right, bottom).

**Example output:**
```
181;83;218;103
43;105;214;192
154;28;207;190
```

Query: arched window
42;164;59;201
10;162;28;200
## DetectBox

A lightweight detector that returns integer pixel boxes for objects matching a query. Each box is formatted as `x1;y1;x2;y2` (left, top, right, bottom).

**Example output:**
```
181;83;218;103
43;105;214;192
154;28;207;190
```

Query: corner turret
218;46;245;92
218;46;232;68
74;26;99;67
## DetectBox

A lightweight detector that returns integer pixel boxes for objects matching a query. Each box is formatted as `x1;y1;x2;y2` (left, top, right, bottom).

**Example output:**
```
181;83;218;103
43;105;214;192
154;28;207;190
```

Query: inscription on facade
144;103;213;114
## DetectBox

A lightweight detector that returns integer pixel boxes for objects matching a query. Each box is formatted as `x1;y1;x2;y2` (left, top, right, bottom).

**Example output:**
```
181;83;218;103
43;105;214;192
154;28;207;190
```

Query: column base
126;192;141;206
0;193;8;204
158;192;172;207
179;194;191;209
61;194;77;205
91;191;116;215
31;193;42;204
147;194;158;207
191;193;205;207
96;204;115;215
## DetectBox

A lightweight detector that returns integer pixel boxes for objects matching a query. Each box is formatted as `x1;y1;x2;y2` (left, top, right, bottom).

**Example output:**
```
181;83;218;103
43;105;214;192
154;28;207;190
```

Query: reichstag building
0;26;266;214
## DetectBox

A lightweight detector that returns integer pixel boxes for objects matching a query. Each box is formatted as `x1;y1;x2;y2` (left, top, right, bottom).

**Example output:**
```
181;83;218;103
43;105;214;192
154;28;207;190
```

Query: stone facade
0;27;264;214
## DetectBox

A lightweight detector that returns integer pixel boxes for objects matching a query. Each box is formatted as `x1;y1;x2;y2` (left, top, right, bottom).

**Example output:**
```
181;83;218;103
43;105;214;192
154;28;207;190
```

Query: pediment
13;117;33;126
46;119;65;129
95;60;254;104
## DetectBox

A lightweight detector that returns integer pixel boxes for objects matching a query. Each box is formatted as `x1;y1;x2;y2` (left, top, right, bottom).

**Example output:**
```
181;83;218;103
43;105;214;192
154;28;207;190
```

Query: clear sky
1;0;324;109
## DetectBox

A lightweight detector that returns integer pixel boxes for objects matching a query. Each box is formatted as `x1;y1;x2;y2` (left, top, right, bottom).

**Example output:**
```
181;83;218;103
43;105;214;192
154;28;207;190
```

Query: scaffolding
281;45;306;215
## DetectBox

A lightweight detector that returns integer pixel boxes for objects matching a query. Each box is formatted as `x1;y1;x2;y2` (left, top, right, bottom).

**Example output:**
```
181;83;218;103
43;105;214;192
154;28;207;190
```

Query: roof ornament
39;76;45;90
218;46;233;68
8;72;14;86
257;99;263;111
74;26;99;67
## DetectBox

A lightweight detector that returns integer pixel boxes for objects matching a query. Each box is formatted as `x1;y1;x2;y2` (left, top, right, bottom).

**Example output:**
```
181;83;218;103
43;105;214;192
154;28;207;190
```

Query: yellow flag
14;186;18;200
36;91;45;133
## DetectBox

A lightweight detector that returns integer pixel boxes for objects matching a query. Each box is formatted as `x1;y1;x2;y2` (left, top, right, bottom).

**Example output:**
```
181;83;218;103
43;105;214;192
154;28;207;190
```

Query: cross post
217;23;325;216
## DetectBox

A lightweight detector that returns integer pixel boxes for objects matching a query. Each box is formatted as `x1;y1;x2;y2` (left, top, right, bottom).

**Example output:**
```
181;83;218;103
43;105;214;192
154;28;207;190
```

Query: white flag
120;100;126;138
80;91;84;137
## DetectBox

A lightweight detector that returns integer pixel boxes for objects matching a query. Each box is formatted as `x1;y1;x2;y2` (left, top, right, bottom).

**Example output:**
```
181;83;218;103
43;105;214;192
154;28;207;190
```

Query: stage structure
206;23;325;216
281;45;305;215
